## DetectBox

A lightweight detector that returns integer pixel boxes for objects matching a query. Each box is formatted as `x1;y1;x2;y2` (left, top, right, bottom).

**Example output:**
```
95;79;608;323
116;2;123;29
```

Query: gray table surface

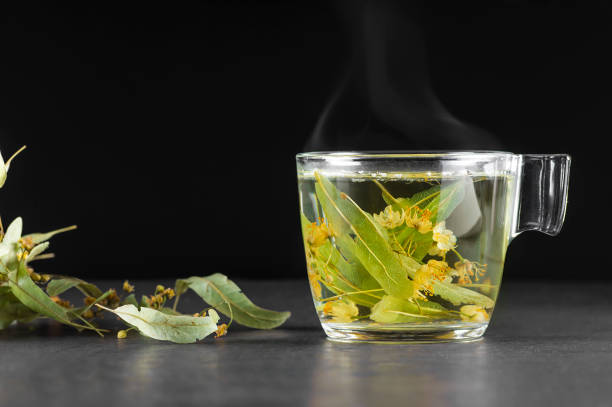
2;279;612;407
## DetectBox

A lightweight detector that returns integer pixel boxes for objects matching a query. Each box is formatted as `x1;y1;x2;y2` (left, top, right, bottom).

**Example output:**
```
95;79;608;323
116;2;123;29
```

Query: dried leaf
4;261;100;333
99;304;219;344
175;274;291;329
0;285;38;329
46;277;103;298
22;225;77;245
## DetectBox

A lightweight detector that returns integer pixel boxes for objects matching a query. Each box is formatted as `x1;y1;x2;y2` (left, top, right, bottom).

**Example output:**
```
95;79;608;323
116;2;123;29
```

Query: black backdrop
1;1;609;280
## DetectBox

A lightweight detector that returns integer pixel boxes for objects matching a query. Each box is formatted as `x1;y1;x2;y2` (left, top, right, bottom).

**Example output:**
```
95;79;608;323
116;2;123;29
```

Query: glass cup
296;151;570;343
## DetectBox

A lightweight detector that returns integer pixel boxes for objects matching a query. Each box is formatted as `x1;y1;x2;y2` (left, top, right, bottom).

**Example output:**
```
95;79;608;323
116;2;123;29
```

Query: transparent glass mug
296;152;570;343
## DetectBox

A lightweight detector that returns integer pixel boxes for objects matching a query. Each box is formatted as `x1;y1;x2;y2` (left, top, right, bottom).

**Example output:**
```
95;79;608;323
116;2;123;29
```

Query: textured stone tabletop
2;280;611;407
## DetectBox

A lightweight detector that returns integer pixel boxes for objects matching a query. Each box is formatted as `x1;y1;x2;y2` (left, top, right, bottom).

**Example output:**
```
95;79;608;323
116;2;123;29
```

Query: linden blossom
0;144;290;342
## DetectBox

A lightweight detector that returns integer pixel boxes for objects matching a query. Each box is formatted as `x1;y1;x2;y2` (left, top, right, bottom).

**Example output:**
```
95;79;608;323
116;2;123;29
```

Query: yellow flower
117;330;128;339
453;260;487;284
50;296;72;309
322;300;358;323
373;205;405;229
460;305;489;322
412;260;450;301
433;221;456;251
122;280;135;293
84;296;97;306
19;236;34;251
215;323;228;338
306;220;331;248
163;288;175;299
405;208;433;234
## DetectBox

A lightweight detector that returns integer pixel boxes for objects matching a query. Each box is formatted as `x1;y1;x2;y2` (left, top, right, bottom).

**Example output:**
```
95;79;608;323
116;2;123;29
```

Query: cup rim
296;150;514;160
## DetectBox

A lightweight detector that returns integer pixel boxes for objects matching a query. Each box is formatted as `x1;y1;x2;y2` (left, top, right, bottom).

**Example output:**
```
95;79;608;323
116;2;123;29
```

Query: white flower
373;206;405;229
432;221;456;251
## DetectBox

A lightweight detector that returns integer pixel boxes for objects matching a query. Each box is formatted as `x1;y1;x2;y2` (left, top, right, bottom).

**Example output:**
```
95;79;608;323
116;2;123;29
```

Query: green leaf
3;261;100;333
299;213;381;307
370;295;452;323
425;180;466;223
175;274;291;329
314;172;413;299
0;285;39;329
23;225;77;245
380;180;466;224
407;185;441;209
316;243;382;307
99;304;220;344
46;277;103;298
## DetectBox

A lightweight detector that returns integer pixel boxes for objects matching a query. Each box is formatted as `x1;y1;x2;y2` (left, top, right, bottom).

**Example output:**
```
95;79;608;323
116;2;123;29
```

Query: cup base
321;322;488;344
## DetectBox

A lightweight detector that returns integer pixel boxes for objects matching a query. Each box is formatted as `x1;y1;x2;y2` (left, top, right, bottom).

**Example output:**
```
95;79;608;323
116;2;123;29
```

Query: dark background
0;1;608;280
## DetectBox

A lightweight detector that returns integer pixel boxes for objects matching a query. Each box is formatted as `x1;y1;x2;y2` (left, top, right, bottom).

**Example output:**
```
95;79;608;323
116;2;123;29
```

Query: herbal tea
298;171;514;341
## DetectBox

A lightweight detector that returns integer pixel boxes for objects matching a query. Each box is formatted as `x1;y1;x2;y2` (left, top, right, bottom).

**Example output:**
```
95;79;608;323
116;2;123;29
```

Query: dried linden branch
0;144;290;342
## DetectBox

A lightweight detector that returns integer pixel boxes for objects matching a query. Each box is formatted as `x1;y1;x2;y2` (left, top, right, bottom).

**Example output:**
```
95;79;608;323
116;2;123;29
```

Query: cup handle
512;154;571;238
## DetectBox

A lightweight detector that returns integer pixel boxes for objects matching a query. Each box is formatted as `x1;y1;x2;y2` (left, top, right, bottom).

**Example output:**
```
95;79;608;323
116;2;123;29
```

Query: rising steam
305;0;501;151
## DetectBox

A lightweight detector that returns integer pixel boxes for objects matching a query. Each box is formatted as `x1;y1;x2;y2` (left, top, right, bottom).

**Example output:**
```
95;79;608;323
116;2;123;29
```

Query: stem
391;231;408;256
372;179;400;205
451;248;465;262
72;312;108;337
172;293;181;311
80;290;112;315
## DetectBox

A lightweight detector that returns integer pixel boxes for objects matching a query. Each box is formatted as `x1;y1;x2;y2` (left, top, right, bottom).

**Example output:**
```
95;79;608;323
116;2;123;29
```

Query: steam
305;0;501;151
